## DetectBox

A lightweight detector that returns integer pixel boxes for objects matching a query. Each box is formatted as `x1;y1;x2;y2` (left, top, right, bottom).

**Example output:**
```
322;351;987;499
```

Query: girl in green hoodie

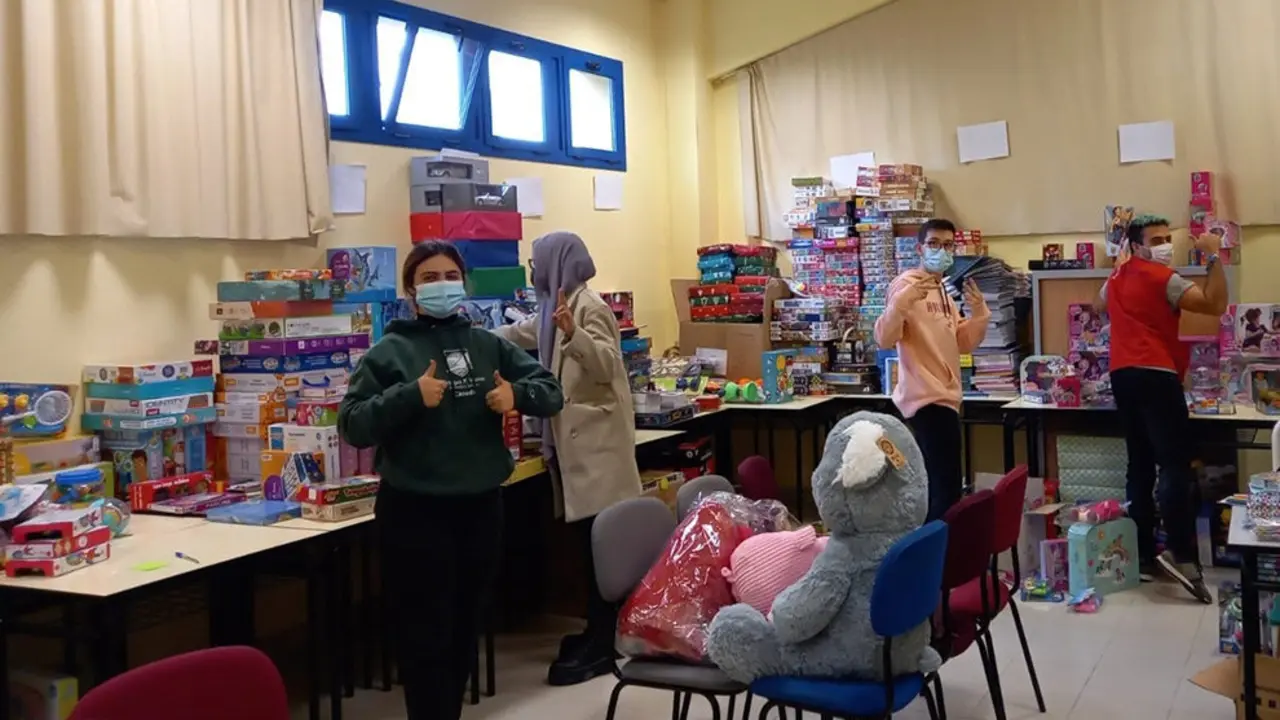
339;241;563;720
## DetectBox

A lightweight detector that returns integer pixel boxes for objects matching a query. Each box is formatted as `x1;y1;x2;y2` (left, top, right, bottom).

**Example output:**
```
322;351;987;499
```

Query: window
321;0;626;171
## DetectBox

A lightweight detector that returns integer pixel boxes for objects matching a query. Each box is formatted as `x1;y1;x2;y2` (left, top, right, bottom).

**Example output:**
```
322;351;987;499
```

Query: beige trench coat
494;286;642;522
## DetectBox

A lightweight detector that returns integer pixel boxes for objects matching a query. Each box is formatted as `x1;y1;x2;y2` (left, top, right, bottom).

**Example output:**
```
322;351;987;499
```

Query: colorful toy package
1067;517;1139;597
0;384;74;438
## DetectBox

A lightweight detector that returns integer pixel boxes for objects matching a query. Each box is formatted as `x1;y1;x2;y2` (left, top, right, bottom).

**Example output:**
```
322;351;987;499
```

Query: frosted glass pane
568;69;615;152
375;17;408;121
488;51;545;143
397;27;464;130
319;11;349;117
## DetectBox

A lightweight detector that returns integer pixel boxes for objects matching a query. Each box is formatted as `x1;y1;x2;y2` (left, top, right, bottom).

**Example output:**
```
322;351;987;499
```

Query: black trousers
1111;367;1199;565
377;485;503;720
908;403;963;522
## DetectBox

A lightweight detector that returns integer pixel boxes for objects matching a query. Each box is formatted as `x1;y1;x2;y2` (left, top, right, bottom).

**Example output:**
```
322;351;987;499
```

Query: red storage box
442;211;522;241
409;212;444;242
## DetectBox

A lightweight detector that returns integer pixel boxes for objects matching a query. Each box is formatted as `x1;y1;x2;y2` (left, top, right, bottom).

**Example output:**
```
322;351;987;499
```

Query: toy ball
93;498;132;537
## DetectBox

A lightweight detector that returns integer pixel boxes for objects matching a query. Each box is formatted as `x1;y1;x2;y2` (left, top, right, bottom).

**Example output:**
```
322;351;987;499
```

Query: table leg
339;538;354;699
754;415;763;456
1002;412;1016;472
62;603;77;677
90;598;127;687
208;560;255;647
328;540;345;720
1243;550;1260;720
713;414;733;479
361;525;374;690
307;546;323;720
962;412;974;492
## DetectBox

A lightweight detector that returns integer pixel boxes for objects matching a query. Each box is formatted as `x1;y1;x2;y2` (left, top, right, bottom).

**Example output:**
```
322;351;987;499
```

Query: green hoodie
338;314;564;496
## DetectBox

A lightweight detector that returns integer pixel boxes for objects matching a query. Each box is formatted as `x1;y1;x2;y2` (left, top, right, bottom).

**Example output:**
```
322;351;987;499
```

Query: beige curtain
0;0;332;240
746;0;1280;240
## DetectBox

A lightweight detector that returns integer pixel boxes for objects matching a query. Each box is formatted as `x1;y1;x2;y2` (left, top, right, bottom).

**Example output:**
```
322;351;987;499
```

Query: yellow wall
0;0;679;384
706;0;895;79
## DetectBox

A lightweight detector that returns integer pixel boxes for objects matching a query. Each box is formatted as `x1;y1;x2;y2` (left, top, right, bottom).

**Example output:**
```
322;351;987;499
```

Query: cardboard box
218;368;348;393
260;451;324;501
8;670;78;720
409;155;489;186
82;360;214;385
209;300;334;320
5;542;109;578
83;376;215;401
268;425;340;481
219;314;356;341
1192;654;1280;719
84;392;213;418
215;280;346;302
301;496;376;522
128;471;218;511
211;334;369;358
9;435;99;475
974;472;1063;577
326;246;397;295
671;278;790;380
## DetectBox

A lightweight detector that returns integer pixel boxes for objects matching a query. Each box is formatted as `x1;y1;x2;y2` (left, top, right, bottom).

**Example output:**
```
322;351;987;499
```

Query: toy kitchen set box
670;278;791;381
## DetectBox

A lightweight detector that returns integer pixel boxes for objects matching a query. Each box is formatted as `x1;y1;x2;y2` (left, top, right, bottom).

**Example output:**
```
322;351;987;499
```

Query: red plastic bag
616;493;794;661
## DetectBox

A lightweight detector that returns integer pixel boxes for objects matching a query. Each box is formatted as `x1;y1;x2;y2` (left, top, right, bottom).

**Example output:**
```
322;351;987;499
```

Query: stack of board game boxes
4;502;112;578
407;154;527;301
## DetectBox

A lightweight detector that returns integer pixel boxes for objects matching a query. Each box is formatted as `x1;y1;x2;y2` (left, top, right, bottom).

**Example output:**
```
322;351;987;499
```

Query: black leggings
908;403;963;522
377;485;503;720
1111;367;1198;564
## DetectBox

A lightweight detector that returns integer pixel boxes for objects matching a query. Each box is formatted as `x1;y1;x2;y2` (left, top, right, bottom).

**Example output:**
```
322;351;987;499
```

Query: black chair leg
742;691;754;720
484;624;496;697
680;691;692;720
705;693;722;720
922;685;941;720
933;674;948;720
728;692;736;720
673;691;684;720
1008;599;1046;712
975;637;1005;720
605;682;625;720
979;633;1008;720
469;637;480;705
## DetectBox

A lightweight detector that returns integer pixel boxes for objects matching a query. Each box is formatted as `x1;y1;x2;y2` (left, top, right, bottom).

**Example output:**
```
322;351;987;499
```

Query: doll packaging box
1067;517;1140;597
1233;304;1280;356
760;350;796;404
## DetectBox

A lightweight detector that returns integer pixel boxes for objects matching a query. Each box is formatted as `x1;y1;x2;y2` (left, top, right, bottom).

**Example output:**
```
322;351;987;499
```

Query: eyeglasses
924;240;956;251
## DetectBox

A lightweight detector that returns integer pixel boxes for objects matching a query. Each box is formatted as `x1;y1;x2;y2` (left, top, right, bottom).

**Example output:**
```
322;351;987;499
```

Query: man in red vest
1099;215;1226;604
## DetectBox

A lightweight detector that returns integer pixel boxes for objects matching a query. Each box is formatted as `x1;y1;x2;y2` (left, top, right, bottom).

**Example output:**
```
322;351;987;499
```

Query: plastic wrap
616;492;797;661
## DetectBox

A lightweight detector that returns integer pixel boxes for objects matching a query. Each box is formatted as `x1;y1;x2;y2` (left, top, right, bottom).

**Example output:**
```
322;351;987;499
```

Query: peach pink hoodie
873;268;990;418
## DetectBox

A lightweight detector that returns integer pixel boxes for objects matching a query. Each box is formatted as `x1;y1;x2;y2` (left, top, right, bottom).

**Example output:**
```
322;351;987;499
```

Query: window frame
322;0;626;171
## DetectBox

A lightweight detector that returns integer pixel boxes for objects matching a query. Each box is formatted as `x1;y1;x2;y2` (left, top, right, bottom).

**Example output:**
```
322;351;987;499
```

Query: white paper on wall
593;173;624;211
329;164;367;215
956;121;1010;164
1118;120;1176;163
504;177;545;218
829;151;876;188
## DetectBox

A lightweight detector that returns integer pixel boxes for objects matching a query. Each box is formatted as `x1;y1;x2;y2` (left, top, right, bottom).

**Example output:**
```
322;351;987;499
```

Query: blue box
332;299;414;342
81;405;217;432
453;240;519;269
84;376;215;401
219;351;353;374
327;246;398;295
761;350;797;404
206;499;302;526
216;280;346;302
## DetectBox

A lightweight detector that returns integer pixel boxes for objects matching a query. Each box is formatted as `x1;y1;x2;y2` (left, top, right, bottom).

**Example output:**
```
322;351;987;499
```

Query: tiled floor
322;577;1238;720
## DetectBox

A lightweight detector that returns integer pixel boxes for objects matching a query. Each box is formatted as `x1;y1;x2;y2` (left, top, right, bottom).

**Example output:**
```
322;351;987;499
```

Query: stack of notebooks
945;256;1028;398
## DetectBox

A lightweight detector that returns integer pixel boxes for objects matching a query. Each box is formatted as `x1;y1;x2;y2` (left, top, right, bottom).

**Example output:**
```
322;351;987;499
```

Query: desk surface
1001;398;1278;424
1228;506;1280;551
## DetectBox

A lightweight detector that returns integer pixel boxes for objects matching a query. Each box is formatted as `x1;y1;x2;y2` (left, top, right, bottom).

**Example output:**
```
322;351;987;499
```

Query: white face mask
1148;243;1175;266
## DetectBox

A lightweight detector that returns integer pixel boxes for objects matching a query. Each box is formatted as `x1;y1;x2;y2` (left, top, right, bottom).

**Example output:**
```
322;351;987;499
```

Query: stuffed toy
707;411;942;682
723;526;828;616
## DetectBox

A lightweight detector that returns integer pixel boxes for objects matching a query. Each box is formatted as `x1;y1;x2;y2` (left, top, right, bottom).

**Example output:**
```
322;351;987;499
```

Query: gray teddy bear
707;411;942;682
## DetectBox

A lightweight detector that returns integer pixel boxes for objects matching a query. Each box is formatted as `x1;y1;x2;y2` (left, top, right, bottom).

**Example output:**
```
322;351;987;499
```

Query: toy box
268;424;340;481
467;266;527;300
1252;367;1280;415
84;392;213;419
1019;355;1073;405
12;506;105;543
502;411;521;459
47;467;105;507
128;471;217;511
219;351;352;374
0;484;47;526
212;422;273;440
216;400;287;425
218;368;348;394
1040;539;1069;592
149;492;245;516
81;405;216;432
206;499;301;526
83;360;215;386
260;451;324;501
295;401;340;427
5;542;109;578
9;435;99;476
1234;304;1280;356
452;240;520;270
215;279;347;302
297;475;380;505
301;496;376;522
332;299;414;342
207;334;369;358
760;350;796;404
1104;205;1135;258
243;269;332;281
1068;304;1110;352
209;300;334;320
219;314;356;341
8;670;78;720
101;425;208;490
409;154;489;185
83;375;215;402
0;384;74;438
327;246;397;295
1067;517;1140;596
5;526;111;562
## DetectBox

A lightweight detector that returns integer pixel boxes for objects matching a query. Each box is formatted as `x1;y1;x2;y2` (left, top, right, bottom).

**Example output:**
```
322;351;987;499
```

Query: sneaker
1155;551;1214;604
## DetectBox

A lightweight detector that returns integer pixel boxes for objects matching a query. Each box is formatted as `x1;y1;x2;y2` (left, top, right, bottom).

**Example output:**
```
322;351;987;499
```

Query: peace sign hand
418;360;447;408
963;279;986;310
485;372;516;414
552;289;575;339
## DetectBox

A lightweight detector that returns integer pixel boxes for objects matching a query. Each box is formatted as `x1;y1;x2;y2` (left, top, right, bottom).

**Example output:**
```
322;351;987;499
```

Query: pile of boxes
688;245;779;323
771;298;847;344
1188;170;1241;266
408;154;527;301
297;475;380;522
81;359;218;500
5;503;112;578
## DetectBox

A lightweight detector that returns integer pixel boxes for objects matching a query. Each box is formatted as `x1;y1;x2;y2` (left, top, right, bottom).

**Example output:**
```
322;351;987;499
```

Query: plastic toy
0;383;74;438
1065;499;1125;525
93;497;132;537
50;467;106;507
1039;539;1069;592
1020;576;1065;603
1067;588;1103;613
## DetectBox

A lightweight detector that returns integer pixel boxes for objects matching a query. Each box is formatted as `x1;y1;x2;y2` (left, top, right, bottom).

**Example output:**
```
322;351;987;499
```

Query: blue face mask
415;280;467;318
922;246;954;274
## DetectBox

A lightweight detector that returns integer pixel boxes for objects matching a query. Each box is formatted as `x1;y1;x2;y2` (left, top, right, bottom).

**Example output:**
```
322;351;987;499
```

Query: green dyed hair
1125;214;1170;246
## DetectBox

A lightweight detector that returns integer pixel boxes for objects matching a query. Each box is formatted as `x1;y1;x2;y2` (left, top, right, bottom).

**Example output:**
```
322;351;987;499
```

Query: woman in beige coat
493;231;641;686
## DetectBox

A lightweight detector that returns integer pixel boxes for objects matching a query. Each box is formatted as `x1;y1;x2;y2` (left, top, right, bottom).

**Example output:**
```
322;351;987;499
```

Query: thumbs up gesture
417;360;448;408
486;371;516;414
553;289;575;339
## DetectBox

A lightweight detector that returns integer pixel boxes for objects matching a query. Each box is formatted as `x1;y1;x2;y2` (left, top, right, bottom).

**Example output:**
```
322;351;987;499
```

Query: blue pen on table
175;552;201;565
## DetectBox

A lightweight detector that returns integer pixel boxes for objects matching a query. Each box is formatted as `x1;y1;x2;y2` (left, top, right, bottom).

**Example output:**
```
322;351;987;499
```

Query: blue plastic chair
750;521;950;720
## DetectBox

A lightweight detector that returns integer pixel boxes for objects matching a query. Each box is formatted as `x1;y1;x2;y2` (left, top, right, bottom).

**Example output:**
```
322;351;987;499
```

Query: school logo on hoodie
445;349;473;378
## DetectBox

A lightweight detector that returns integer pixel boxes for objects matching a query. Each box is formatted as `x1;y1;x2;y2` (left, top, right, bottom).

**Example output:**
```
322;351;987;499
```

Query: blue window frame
321;0;626;171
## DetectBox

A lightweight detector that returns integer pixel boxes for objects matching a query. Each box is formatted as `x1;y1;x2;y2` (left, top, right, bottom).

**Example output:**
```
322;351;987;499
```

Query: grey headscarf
530;231;597;457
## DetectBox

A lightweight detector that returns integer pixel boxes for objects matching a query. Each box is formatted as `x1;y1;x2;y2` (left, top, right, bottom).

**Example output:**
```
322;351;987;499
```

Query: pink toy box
5;541;110;578
12;506;104;544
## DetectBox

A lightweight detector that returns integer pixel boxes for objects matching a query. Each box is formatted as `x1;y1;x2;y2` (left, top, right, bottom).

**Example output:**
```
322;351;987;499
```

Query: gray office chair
593;497;751;720
676;474;735;520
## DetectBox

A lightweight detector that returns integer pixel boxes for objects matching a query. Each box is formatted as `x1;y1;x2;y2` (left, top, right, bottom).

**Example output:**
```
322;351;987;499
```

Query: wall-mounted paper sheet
829;151;876;188
956;121;1010;164
329;164;366;215
505;177;545;218
594;173;624;211
1118;120;1175;163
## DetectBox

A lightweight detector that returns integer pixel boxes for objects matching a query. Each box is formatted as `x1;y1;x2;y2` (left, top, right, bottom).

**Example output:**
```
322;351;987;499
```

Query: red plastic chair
948;466;1046;717
935;489;1003;720
70;646;289;720
736;455;780;502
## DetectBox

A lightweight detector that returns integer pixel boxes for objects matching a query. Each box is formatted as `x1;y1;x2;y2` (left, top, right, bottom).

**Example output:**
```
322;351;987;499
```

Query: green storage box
468;266;527;300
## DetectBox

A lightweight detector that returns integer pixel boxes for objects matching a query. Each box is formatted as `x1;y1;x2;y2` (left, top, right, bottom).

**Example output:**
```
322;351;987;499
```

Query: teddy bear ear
836;419;890;489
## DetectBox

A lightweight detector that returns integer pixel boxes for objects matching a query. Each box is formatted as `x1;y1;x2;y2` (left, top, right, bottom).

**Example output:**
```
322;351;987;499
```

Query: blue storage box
1067;517;1140;596
453;240;519;269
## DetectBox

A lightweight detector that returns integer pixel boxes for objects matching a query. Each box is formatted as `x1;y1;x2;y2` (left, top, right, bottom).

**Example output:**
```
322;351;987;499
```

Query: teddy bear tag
877;437;906;469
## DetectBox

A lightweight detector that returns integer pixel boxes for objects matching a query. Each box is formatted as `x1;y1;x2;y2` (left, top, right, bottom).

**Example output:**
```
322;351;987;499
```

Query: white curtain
744;0;1280;240
0;0;332;240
